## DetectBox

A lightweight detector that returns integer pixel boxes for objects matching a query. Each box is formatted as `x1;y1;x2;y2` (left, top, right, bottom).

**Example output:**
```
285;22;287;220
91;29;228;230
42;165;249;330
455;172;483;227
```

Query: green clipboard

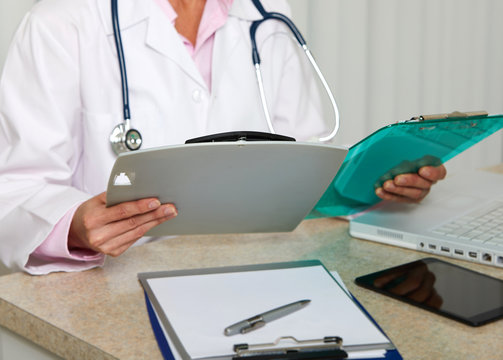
309;112;503;218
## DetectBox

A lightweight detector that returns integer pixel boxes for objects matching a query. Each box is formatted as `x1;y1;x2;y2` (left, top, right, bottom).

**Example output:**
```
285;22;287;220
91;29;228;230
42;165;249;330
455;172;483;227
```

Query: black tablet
355;258;503;326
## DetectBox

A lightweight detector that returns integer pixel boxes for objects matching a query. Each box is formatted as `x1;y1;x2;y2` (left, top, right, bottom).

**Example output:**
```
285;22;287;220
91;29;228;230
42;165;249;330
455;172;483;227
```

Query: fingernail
395;176;406;186
419;167;431;178
164;206;177;216
384;181;395;190
376;188;387;199
148;200;161;209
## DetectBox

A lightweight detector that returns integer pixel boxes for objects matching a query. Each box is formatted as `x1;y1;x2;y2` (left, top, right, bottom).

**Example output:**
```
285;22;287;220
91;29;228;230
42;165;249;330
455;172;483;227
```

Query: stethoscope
109;0;340;155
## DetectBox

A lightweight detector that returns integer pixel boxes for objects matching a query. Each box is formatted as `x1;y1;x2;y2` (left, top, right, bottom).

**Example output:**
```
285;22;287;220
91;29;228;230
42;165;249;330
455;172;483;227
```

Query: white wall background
0;0;34;70
1;0;502;174
289;0;503;174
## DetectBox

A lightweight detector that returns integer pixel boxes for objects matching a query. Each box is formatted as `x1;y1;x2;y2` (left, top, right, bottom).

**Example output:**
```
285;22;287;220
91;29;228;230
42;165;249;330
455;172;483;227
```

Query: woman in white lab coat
0;0;445;274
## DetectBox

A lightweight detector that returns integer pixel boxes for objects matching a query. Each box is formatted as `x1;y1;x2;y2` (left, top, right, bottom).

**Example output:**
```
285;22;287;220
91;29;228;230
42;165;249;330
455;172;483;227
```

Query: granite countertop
1;164;502;359
1;216;502;360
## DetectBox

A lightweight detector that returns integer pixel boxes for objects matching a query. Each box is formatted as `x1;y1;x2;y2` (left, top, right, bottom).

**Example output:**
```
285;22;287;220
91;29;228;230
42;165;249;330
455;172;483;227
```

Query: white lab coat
0;0;327;272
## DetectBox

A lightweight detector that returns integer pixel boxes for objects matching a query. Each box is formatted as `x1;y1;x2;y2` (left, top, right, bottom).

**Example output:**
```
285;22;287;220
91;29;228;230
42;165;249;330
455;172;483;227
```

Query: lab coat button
192;89;202;102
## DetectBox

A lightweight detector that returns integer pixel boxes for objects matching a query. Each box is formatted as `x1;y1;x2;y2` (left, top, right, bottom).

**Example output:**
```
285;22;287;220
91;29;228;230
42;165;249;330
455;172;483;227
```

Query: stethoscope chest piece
110;122;143;155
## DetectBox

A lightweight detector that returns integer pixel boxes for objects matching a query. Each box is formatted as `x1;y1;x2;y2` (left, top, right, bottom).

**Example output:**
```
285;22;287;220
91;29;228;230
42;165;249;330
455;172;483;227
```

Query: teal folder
309;113;503;218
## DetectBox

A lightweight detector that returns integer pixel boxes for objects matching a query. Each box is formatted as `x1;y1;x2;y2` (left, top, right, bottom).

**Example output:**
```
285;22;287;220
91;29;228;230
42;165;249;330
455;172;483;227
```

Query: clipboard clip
232;335;347;360
407;110;488;122
185;131;296;144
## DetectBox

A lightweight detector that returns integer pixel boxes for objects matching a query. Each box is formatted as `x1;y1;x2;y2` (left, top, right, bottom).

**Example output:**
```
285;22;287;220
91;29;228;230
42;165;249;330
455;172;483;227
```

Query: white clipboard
106;141;347;236
138;260;397;360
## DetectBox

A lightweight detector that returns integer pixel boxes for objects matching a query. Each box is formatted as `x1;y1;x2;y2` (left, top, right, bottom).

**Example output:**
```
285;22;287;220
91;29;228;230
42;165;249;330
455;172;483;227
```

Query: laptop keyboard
432;200;503;247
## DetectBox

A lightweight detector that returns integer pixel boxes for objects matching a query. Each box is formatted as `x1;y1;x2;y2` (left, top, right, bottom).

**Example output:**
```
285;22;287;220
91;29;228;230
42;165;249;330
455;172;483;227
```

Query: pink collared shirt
26;0;234;274
155;0;233;90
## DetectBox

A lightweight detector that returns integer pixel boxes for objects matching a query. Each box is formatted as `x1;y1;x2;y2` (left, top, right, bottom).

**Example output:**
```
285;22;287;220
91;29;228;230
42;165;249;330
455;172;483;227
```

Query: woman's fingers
375;165;447;203
69;192;177;255
83;203;177;254
92;192;164;225
90;210;177;256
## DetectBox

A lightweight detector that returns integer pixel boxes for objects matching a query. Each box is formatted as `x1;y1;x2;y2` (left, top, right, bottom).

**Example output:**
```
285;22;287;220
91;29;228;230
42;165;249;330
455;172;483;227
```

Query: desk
1;168;503;360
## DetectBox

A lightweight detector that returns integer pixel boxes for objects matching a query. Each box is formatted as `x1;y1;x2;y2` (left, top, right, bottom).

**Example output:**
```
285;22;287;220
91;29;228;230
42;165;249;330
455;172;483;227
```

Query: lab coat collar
228;0;262;21
228;0;291;21
97;0;151;36
97;0;207;89
96;0;289;33
145;3;207;89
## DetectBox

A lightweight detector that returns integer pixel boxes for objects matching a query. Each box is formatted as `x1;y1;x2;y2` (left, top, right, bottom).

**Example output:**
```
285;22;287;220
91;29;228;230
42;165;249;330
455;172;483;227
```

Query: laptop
107;141;348;236
349;170;503;268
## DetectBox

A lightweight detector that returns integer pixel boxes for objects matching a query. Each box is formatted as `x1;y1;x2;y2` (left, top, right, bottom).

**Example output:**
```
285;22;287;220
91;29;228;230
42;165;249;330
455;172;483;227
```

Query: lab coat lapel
145;6;207;89
211;0;262;94
97;0;206;89
96;0;150;34
211;23;241;95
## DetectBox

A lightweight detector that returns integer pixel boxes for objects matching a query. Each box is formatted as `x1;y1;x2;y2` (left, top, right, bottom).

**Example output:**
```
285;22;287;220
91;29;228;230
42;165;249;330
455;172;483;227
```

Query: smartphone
355;258;503;326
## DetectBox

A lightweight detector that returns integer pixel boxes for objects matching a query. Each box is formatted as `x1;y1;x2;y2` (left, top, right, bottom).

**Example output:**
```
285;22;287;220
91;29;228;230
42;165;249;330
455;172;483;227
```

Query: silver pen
223;299;311;336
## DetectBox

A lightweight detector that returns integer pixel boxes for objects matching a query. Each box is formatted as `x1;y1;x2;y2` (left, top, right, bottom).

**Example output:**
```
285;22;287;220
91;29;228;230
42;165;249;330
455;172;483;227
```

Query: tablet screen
355;258;503;326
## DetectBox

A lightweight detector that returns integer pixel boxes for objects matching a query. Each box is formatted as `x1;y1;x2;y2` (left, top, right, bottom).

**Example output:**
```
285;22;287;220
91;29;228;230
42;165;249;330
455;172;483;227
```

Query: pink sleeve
25;203;105;275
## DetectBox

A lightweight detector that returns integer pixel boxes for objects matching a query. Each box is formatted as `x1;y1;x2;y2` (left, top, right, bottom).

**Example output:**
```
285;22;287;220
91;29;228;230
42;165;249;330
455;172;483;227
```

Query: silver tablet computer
106;141;347;236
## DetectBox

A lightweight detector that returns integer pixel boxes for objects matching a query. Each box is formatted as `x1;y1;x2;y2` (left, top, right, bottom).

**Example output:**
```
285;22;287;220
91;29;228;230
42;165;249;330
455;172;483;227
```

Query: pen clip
240;316;266;334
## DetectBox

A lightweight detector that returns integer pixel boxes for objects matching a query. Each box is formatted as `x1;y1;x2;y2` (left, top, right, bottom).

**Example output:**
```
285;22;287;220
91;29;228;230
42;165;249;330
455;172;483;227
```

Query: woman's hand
375;165;447;203
69;192;177;256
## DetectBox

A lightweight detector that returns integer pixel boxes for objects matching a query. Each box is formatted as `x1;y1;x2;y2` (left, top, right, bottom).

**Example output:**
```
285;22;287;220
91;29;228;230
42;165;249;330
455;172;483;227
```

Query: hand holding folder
310;112;503;218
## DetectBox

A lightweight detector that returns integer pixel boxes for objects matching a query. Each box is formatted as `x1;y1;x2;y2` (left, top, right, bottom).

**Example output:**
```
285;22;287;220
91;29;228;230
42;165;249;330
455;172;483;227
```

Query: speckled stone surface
0;167;502;360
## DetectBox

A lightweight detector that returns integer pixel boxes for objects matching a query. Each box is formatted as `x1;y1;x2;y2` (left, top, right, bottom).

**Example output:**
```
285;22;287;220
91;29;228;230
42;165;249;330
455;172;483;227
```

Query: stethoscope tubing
111;0;131;128
250;12;307;65
249;6;340;142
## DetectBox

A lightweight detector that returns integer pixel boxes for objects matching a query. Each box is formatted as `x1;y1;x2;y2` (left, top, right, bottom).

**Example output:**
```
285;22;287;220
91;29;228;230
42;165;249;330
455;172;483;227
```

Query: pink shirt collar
154;0;234;90
196;0;234;52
